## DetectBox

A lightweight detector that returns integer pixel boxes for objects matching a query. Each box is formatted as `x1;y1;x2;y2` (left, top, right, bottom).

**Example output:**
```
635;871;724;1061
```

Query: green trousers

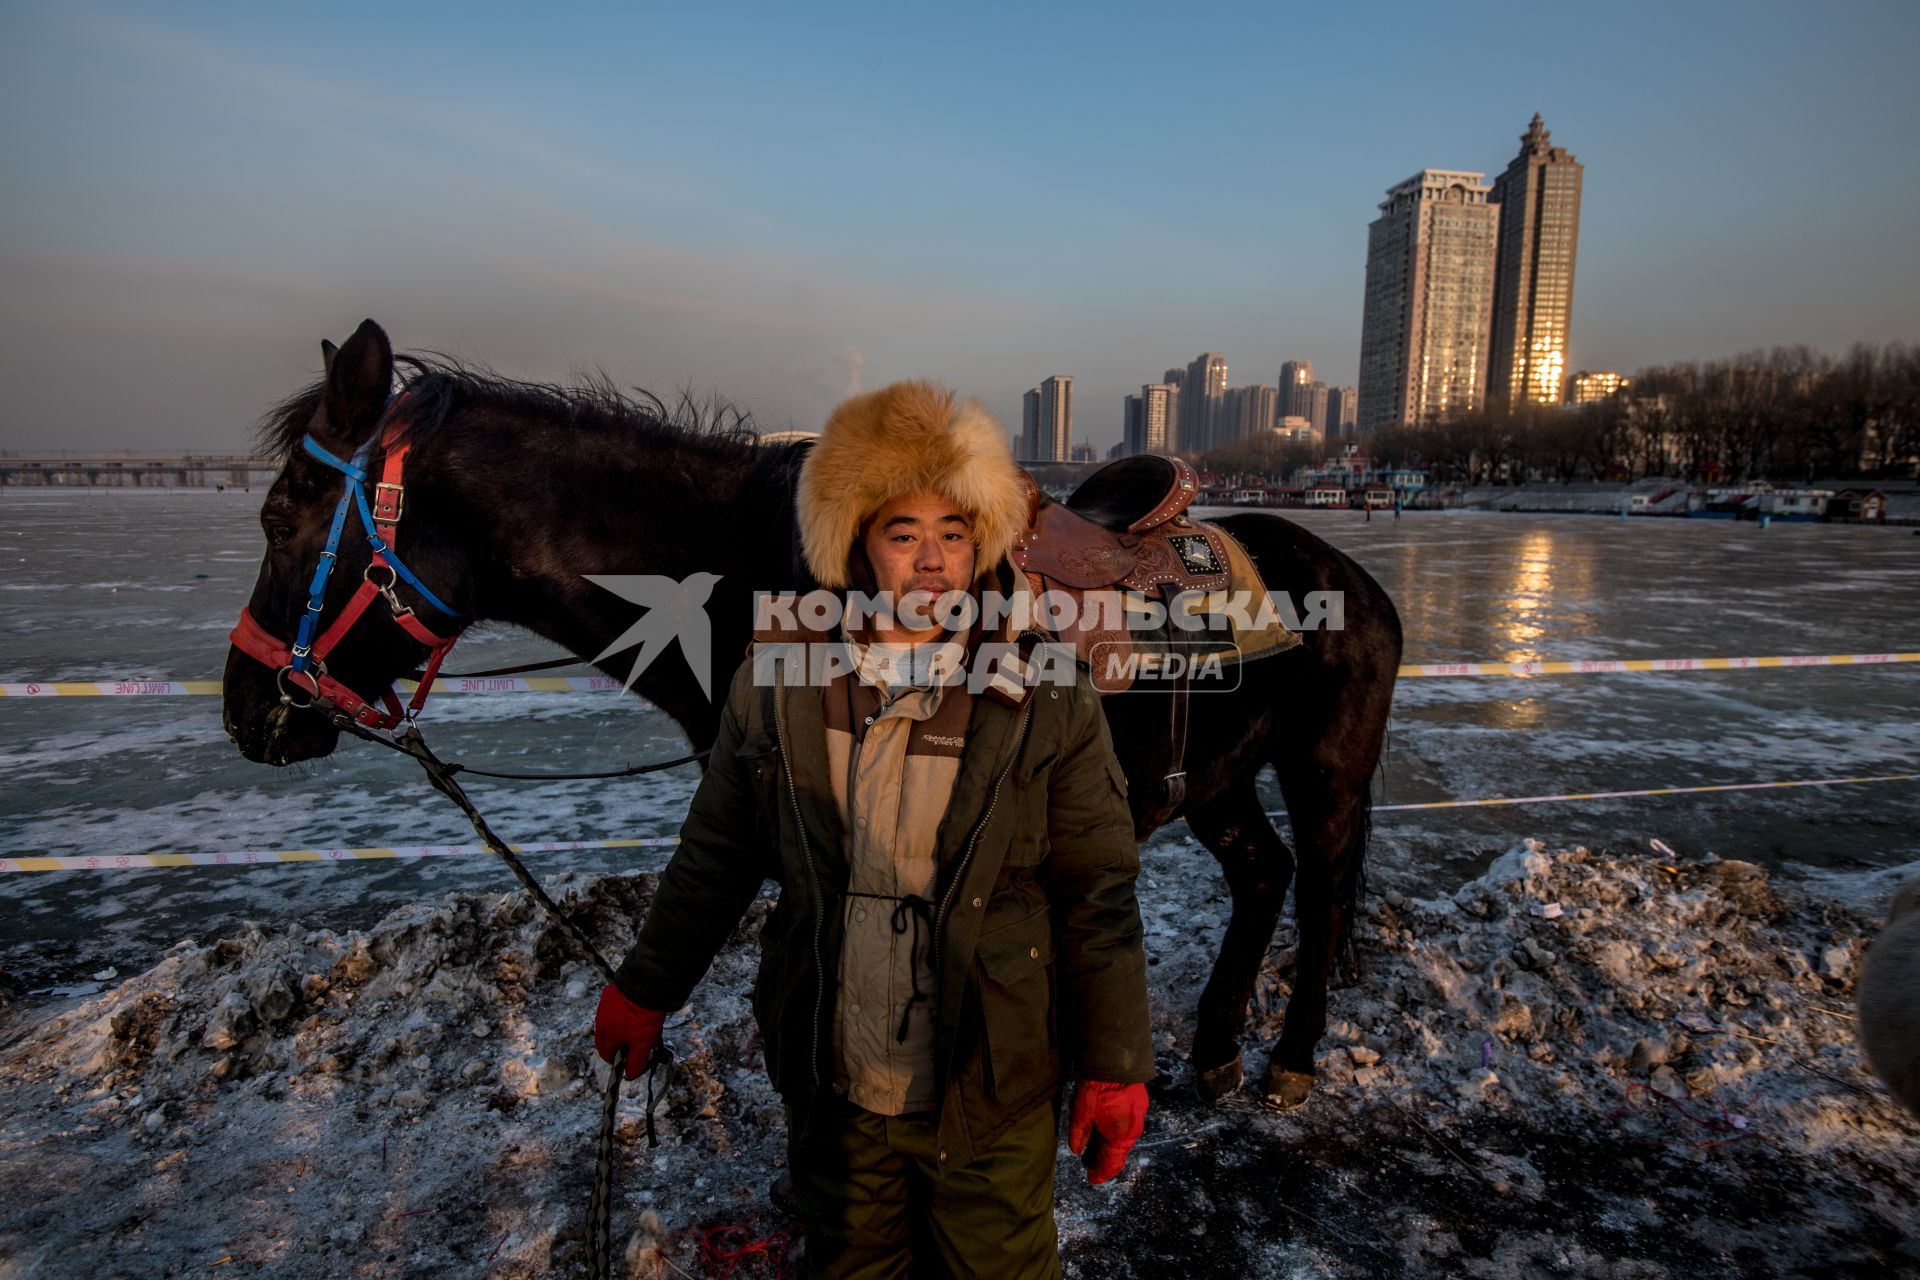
785;1096;1062;1280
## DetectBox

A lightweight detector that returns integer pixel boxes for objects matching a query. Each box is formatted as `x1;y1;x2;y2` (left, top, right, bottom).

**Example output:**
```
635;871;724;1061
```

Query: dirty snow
2;841;1915;1278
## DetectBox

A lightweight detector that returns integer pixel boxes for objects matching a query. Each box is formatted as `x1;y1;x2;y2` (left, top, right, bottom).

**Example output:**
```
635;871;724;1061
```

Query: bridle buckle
373;481;405;524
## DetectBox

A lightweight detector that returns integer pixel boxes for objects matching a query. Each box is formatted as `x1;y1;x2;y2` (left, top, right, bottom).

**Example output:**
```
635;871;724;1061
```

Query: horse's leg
1183;776;1297;1102
1261;760;1370;1110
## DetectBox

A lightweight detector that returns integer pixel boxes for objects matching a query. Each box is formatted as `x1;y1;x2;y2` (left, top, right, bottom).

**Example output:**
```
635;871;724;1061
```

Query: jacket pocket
974;906;1059;1104
731;733;780;827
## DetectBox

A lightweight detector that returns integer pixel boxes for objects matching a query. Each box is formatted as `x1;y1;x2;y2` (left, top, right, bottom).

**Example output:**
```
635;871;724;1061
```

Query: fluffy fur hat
797;380;1029;589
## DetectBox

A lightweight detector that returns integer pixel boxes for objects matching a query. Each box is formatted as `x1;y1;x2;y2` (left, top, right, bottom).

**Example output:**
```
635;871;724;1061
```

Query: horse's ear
315;319;393;454
320;339;339;375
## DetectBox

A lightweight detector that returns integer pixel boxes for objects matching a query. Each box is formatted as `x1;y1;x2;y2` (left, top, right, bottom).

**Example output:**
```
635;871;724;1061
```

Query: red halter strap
229;411;463;730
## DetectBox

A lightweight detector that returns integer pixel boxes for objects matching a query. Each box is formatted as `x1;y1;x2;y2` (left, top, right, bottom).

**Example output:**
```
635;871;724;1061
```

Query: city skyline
1069;118;1583;451
3;4;1916;453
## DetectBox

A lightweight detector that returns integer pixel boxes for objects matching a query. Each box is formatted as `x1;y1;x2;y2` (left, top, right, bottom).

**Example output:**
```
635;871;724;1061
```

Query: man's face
860;490;976;637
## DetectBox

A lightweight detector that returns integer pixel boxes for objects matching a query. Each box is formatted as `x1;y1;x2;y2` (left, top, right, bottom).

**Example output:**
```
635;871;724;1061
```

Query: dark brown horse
222;320;1402;1107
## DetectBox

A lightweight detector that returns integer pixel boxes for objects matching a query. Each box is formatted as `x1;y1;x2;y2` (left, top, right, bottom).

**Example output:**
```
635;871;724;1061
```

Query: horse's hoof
1194;1053;1244;1103
1262;1067;1315;1111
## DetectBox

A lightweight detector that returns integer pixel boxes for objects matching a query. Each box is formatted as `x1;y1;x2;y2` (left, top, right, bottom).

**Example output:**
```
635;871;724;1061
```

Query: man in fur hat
595;381;1154;1278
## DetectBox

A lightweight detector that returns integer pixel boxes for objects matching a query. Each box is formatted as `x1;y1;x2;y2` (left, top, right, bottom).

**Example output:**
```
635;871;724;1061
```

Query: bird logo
583;572;724;700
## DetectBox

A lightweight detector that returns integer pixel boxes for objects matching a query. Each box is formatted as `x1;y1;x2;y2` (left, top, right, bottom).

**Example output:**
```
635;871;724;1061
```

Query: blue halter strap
289;426;462;673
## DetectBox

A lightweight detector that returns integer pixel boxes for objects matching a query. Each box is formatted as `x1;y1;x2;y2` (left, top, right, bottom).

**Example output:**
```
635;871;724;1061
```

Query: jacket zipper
772;666;827;1091
932;694;1036;977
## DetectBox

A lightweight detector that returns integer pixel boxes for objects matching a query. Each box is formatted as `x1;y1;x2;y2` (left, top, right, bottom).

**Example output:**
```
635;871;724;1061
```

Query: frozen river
2;487;1916;992
1276;505;1920;889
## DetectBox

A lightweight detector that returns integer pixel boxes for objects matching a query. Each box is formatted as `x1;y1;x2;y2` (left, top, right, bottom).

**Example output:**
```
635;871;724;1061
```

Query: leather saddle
1011;455;1238;694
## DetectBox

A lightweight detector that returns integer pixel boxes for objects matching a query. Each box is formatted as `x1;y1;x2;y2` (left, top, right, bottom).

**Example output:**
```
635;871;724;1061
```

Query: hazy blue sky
3;1;1917;452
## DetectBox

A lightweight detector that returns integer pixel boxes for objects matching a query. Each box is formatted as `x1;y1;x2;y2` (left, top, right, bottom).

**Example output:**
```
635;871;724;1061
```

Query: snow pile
1;843;1916;1278
1279;841;1902;1145
1116;838;1920;1275
0;873;793;1278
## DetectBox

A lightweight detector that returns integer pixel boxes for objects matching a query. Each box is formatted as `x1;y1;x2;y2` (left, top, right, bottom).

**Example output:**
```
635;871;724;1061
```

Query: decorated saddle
1011;455;1299;695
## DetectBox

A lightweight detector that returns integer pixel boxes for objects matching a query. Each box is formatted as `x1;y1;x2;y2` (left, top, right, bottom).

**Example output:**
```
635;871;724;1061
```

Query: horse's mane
252;353;765;461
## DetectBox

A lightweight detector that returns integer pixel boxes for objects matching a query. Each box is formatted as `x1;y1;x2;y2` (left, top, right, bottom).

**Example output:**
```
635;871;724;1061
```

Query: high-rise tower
1161;367;1186;453
1279;360;1316;418
1489;114;1584;407
1038;375;1074;462
1357;169;1500;432
1181;353;1227;453
1326;385;1359;441
1139;383;1176;453
1303;381;1330;439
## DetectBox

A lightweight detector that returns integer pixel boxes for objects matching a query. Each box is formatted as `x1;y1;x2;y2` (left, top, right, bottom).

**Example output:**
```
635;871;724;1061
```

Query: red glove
594;983;666;1080
1066;1080;1149;1185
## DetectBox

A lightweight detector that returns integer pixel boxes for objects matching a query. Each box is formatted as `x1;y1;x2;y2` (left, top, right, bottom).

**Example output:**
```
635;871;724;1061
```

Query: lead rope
329;714;673;1280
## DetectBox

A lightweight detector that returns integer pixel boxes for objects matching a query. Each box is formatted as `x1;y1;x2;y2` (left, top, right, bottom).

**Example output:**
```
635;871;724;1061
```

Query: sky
2;0;1917;454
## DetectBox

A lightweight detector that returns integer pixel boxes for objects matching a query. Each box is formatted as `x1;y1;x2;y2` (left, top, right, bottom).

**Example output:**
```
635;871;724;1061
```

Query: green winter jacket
613;629;1154;1169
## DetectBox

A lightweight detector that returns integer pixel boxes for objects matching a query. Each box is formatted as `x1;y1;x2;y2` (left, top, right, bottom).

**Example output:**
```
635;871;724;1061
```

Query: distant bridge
0;455;281;488
0;452;1102;492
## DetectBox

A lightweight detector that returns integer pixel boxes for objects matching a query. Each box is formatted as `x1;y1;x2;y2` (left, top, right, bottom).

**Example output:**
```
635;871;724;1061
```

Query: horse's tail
1333;781;1373;977
1335;723;1395;971
1335;584;1401;977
